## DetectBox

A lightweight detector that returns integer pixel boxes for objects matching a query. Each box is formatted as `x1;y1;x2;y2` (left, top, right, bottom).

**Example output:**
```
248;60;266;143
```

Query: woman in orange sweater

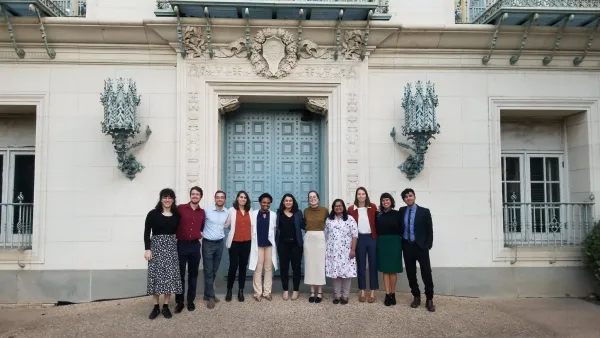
347;187;379;303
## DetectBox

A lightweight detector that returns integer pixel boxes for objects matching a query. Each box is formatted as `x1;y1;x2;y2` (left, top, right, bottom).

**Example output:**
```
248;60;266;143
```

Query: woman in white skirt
302;190;329;303
144;188;183;320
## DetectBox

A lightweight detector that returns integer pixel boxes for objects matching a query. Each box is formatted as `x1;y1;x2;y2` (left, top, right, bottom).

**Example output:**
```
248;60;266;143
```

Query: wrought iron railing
0;193;33;250
52;0;86;16
156;0;389;14
503;199;595;248
466;0;600;24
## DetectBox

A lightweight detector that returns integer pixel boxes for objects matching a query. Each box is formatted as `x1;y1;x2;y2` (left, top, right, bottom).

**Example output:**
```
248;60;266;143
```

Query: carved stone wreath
250;28;298;79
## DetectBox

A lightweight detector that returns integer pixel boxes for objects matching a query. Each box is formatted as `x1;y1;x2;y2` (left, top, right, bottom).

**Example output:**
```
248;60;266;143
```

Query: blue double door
220;104;322;278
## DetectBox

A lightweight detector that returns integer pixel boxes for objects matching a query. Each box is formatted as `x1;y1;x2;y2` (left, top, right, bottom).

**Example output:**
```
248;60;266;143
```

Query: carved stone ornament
183;26;206;58
306;97;328;116
218;96;241;115
251;28;298;79
342;30;365;61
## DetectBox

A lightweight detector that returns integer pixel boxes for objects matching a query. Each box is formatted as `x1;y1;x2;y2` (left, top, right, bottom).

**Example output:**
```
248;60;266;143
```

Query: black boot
384;294;392;307
238;289;245;302
225;289;233;302
411;296;421;308
391;293;397;305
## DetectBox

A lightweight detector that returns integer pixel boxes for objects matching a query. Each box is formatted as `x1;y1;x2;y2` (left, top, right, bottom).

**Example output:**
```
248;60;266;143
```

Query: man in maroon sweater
174;186;206;313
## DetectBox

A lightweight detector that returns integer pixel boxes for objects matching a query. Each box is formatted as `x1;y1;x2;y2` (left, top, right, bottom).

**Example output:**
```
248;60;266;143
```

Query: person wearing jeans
249;193;279;301
275;193;304;301
347;187;379;303
175;186;206;313
201;190;229;309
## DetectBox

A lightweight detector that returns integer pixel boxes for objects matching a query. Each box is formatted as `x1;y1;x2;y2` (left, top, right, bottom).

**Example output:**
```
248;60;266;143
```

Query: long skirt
376;234;403;273
147;234;183;295
303;231;326;285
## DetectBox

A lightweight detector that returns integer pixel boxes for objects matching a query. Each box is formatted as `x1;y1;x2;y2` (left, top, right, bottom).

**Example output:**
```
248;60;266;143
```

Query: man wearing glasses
201;190;229;309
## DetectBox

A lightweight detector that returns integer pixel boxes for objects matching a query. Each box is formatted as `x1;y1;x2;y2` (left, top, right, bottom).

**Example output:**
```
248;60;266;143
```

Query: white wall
367;69;600;268
0;117;36;147
0;64;177;270
566;113;592;202
500;120;563;152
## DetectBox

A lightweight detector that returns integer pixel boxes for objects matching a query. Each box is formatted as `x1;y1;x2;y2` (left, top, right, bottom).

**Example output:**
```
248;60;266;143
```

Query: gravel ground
1;293;599;338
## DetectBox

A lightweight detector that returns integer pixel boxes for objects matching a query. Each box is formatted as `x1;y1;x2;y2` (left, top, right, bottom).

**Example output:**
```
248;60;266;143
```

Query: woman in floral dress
325;198;358;304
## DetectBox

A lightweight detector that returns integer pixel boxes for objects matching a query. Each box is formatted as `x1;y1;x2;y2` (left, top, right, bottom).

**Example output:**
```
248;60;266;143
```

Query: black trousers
227;240;251;290
402;240;434;300
278;241;303;292
176;240;201;305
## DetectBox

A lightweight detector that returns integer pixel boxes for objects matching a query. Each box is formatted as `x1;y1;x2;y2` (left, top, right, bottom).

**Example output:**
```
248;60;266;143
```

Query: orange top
232;209;251;242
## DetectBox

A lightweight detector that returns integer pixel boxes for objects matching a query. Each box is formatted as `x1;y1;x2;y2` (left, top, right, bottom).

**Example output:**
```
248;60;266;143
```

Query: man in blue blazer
399;188;435;312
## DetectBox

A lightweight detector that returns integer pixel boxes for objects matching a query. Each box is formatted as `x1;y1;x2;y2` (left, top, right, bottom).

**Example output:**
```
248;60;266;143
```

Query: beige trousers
253;246;273;297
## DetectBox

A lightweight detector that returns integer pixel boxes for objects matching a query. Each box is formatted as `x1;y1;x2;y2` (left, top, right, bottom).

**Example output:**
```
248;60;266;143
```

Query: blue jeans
202;238;224;299
356;234;379;290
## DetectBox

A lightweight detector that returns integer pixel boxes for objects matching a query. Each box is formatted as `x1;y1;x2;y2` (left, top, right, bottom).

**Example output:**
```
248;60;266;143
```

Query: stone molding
306;97;328;116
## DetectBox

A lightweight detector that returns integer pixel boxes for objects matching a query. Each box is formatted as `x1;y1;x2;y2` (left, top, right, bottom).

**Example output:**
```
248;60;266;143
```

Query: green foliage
582;221;600;283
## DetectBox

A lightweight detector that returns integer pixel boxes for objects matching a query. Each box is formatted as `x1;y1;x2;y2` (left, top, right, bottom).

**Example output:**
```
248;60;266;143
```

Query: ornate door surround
177;58;368;206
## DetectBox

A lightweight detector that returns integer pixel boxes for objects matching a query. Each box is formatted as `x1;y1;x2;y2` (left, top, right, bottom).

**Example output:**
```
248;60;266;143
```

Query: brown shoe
214;297;220;303
206;299;215;309
367;295;376;303
263;294;272;301
359;294;366;302
253;295;262;302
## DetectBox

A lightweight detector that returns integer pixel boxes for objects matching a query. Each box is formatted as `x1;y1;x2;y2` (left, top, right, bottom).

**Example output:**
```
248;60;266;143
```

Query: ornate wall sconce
390;81;440;180
100;78;152;180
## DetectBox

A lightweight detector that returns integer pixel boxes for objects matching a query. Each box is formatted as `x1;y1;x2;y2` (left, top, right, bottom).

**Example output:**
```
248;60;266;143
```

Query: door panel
221;107;322;279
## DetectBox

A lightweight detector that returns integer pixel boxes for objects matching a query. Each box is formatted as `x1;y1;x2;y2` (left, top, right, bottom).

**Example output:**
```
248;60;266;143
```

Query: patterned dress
324;215;358;278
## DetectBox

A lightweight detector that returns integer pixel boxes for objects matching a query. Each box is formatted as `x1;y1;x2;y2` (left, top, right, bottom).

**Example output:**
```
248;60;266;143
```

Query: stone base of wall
0;267;594;303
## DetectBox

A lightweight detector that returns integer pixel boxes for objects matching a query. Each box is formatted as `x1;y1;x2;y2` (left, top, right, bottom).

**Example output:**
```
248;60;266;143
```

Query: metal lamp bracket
296;9;304;60
204;7;214;58
244;8;252;59
360;10;373;61
174;6;186;58
573;16;600;66
333;9;344;60
482;13;508;65
28;4;55;59
0;4;25;58
510;13;539;65
543;14;574;66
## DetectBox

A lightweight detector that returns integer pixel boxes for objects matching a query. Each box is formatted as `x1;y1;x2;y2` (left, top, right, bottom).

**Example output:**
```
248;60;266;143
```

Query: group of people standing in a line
143;186;435;320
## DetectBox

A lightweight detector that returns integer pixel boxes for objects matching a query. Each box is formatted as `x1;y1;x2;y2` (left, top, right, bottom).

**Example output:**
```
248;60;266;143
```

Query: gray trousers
202;239;224;299
333;278;352;298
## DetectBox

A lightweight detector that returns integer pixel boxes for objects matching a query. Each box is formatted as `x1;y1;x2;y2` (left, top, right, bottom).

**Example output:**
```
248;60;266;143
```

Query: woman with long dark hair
276;193;305;300
375;192;403;306
144;188;182;320
302;190;328;303
224;190;252;302
347;187;379;303
325;198;358;304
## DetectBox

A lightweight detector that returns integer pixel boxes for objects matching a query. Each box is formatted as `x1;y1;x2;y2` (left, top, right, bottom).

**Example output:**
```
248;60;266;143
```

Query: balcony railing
503;201;595;248
0;193;33;251
53;0;86;16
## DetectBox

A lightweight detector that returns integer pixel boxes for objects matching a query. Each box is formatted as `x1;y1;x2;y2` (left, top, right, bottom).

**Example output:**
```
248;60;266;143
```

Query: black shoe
332;298;340;304
174;303;184;313
225;289;233;302
308;293;315;303
391;293;397;305
315;293;323;304
148;305;160;320
187;302;196;311
411;296;421;308
340;297;348;305
161;305;172;319
426;299;436;312
238;289;245;302
384;294;392;307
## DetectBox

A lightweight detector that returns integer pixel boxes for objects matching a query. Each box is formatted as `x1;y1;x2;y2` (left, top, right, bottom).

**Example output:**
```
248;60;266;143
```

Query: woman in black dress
144;188;183;319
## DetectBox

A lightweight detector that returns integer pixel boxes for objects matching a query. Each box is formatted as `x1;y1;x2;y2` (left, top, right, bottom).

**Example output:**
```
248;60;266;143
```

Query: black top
375;209;402;236
144;209;180;250
279;213;297;243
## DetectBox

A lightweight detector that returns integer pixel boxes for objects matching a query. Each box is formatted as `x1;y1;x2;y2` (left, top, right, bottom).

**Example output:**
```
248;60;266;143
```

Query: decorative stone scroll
342;30;365;61
218;96;241;115
182;26;206;59
306;97;328;116
250;28;298;79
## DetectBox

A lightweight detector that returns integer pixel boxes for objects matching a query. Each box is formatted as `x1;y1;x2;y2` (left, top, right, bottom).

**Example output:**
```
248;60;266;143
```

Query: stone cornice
0;18;598;66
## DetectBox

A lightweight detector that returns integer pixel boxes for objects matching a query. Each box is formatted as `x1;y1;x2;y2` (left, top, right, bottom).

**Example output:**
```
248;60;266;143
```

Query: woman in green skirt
375;192;403;306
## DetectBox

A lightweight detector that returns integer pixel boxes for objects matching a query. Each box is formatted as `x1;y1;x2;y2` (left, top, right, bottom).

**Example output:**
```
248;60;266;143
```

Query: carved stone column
218;96;240;115
306;97;328;116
